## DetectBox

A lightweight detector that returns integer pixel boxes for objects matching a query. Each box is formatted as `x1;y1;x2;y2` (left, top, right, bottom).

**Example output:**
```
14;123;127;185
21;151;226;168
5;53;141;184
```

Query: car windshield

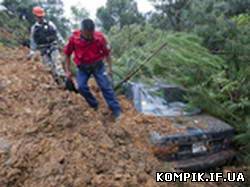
129;82;200;117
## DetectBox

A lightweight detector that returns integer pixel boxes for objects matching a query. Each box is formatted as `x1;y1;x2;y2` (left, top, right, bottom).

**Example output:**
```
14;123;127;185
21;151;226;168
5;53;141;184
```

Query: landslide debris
0;46;181;187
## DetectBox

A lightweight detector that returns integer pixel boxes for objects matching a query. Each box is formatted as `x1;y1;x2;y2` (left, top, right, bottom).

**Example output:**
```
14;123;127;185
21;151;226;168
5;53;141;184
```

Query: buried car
124;82;235;171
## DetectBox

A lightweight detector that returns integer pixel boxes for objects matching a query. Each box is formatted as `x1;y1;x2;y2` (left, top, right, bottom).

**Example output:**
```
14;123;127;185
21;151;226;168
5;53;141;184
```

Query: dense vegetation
110;25;224;85
0;0;249;164
0;10;29;46
106;0;250;164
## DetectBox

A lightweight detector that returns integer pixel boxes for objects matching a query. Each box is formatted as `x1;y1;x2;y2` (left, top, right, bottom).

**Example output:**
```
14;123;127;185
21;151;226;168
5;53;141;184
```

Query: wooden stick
114;42;168;90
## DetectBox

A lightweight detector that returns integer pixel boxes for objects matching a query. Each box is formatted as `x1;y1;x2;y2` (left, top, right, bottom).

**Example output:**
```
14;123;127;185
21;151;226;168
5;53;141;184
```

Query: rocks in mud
0;138;11;154
0;46;179;187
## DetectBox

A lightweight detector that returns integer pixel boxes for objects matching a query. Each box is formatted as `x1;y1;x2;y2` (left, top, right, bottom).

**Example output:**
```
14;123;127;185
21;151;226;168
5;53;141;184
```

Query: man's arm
49;21;65;46
65;55;72;79
30;25;37;51
27;25;37;60
64;35;75;79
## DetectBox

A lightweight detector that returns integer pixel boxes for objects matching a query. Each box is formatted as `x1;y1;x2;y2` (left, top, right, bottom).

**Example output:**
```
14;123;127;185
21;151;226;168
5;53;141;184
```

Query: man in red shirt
64;19;121;119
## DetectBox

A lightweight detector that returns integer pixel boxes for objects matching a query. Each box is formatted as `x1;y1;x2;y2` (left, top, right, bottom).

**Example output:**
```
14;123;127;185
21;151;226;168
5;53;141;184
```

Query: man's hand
58;45;64;53
66;70;73;80
65;55;73;80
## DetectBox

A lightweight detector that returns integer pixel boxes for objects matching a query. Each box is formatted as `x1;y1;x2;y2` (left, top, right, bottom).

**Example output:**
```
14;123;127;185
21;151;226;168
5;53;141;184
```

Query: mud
0;46;183;187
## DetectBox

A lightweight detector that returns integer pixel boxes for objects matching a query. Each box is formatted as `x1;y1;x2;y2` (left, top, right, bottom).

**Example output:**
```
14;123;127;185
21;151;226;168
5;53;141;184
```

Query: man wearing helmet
27;6;66;86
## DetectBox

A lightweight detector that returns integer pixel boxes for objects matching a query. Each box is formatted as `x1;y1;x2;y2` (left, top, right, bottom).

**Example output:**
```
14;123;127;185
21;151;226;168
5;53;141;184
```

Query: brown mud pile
0;46;183;187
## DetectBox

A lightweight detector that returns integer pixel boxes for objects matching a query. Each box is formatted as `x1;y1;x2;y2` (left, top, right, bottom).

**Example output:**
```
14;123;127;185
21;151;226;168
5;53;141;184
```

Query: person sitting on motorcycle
27;6;66;85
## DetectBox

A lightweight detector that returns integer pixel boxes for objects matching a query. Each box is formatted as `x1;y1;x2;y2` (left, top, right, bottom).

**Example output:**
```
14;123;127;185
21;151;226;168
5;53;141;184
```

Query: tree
97;0;145;32
1;0;36;45
2;0;36;25
70;6;89;30
149;0;250;31
149;0;192;31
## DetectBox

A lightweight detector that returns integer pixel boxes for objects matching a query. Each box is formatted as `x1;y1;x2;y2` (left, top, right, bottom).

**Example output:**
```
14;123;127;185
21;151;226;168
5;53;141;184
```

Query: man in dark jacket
28;6;65;86
64;19;121;120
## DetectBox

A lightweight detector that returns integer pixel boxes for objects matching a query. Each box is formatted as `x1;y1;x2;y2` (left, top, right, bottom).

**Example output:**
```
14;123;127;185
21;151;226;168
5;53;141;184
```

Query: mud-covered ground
0;46;185;187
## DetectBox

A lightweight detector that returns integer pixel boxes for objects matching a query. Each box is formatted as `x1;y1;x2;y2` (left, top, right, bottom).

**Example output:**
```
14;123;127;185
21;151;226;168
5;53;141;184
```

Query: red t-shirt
64;30;111;65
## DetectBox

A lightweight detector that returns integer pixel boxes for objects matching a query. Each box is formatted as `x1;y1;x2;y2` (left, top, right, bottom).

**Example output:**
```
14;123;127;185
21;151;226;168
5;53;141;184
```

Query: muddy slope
0;46;182;187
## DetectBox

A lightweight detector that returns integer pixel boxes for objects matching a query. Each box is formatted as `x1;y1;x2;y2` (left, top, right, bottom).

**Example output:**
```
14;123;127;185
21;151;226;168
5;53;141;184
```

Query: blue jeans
76;62;121;115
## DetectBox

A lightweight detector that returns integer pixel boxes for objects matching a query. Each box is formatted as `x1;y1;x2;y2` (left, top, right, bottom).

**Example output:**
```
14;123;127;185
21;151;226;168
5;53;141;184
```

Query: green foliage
110;24;223;86
2;0;36;24
110;23;250;164
149;0;191;31
233;14;250;26
149;0;250;32
143;0;250;164
0;11;29;46
97;0;145;32
1;0;34;45
235;118;250;163
70;6;89;30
